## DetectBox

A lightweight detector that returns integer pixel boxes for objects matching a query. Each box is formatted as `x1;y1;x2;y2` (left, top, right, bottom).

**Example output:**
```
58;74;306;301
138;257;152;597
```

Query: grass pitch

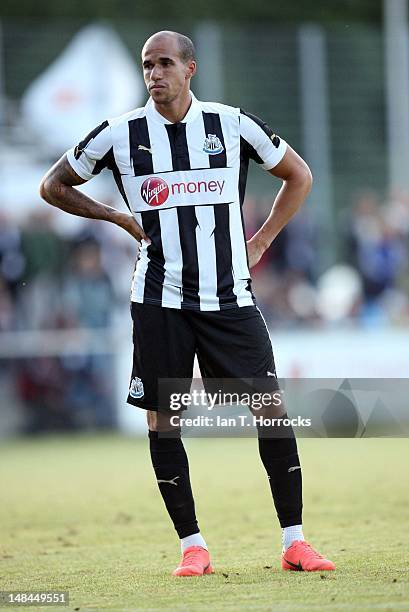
1;435;408;611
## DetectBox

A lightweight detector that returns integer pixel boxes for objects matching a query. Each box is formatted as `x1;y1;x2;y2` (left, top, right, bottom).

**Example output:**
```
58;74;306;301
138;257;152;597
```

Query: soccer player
40;30;335;575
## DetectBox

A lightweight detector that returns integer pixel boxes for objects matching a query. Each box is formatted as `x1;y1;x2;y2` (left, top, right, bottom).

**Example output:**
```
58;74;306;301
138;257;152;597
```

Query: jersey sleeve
239;110;287;170
66;120;113;180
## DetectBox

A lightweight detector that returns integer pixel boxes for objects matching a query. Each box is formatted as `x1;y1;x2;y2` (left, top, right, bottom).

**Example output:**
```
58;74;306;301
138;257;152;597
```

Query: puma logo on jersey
157;475;180;486
138;144;152;154
288;466;301;473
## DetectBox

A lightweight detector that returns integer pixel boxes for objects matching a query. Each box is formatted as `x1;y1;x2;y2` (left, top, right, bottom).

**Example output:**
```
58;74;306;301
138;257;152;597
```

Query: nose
150;64;163;81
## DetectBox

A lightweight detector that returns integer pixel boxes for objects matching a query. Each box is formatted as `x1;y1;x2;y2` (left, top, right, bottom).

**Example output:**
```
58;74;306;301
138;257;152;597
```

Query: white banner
21;24;143;153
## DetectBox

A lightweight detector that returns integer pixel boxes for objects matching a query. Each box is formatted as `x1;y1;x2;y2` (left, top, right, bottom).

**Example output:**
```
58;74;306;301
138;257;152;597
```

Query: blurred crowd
2;189;409;335
245;189;409;328
1;189;409;432
0;207;138;432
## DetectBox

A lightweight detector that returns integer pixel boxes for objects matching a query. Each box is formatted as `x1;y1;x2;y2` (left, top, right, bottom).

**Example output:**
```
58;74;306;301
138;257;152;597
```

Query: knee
147;410;158;431
147;409;180;434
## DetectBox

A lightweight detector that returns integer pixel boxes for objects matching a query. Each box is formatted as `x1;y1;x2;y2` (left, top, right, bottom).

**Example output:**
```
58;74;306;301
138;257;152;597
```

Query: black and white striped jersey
66;93;287;311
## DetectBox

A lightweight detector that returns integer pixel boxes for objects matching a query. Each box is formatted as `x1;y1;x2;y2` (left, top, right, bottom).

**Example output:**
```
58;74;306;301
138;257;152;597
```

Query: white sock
282;524;304;551
181;532;208;552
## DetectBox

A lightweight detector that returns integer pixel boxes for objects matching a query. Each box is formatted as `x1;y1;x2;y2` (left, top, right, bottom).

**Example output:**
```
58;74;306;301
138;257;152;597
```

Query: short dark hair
149;30;196;63
175;32;196;63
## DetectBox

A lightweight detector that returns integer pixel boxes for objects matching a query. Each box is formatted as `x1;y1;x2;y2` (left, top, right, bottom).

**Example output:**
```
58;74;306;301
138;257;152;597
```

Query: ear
186;60;197;80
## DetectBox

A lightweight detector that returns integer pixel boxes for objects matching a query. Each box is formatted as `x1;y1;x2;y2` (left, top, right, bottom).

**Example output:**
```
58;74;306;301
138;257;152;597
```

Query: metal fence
1;20;388;216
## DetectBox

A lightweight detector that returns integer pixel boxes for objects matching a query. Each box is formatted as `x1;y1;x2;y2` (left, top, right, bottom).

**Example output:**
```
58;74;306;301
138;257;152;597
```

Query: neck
153;91;192;123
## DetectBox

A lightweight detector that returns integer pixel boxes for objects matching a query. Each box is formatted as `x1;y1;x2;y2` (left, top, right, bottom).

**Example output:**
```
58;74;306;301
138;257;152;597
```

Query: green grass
1;435;408;611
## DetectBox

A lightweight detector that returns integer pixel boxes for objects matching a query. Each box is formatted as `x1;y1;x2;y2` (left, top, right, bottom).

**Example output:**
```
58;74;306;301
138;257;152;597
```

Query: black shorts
127;302;278;411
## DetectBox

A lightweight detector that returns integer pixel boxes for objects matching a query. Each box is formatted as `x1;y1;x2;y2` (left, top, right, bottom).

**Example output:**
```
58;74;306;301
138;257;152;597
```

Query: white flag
21;23;144;153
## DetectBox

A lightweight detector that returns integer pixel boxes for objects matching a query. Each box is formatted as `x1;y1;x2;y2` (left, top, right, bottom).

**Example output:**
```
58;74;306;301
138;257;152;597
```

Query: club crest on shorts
129;376;144;399
203;134;224;155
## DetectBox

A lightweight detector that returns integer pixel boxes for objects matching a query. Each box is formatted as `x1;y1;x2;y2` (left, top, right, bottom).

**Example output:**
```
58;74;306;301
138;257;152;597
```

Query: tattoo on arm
39;154;121;224
46;155;87;187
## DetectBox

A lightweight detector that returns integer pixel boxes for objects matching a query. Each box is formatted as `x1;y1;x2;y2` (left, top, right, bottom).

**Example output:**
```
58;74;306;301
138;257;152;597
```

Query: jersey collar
145;91;200;125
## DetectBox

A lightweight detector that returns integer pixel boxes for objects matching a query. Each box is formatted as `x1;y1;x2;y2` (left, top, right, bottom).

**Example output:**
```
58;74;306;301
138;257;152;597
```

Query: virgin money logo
141;177;169;206
140;175;226;207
